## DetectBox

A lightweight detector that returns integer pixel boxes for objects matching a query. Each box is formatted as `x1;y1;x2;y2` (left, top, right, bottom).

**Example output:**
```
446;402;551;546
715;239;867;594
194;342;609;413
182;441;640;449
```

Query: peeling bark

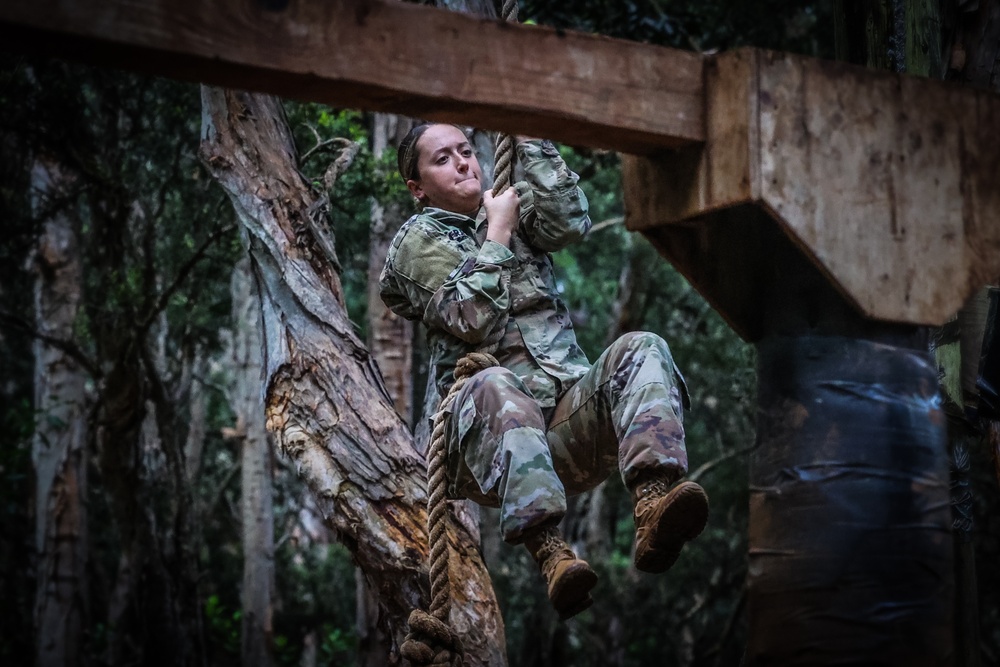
30;155;88;667
199;87;504;665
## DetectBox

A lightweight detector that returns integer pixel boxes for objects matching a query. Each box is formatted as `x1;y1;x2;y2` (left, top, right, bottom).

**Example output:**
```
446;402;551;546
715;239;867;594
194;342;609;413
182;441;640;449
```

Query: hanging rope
402;3;520;665
491;3;519;199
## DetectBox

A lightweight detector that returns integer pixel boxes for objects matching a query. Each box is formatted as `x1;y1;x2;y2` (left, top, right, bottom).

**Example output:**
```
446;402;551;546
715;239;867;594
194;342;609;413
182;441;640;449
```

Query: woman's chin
455;191;484;211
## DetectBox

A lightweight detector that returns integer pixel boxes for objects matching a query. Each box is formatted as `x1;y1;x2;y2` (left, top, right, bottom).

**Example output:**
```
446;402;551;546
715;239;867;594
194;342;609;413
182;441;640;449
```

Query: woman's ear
406;179;425;202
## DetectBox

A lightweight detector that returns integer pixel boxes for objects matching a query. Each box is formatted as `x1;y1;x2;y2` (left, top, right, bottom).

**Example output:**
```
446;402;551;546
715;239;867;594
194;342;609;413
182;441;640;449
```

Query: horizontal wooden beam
0;0;705;154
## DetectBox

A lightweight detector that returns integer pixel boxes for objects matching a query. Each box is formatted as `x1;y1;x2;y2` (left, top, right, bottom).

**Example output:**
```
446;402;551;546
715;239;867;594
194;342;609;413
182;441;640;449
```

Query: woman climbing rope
379;123;709;621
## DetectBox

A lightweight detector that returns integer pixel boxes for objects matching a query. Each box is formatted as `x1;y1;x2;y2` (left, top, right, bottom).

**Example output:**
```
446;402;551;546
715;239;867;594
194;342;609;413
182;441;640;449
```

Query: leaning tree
199;87;506;665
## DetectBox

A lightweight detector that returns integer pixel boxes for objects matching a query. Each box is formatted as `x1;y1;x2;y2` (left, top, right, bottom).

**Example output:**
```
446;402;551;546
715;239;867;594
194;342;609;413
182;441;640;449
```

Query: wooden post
625;199;955;662
744;210;952;664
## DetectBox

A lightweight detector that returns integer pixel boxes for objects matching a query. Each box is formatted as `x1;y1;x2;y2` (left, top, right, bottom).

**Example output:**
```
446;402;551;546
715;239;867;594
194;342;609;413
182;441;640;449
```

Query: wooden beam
625;48;1000;336
0;0;705;154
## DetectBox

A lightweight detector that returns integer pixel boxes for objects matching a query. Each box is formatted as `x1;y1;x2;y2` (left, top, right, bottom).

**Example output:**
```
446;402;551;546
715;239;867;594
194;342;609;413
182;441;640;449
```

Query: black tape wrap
748;335;953;666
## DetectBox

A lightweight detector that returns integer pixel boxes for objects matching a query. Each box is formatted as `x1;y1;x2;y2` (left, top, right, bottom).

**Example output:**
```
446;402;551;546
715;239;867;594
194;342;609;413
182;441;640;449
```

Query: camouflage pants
447;331;689;544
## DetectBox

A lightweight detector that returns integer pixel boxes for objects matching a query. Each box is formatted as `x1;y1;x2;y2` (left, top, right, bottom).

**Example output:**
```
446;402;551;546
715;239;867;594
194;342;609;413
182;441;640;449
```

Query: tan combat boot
632;478;709;574
524;525;598;620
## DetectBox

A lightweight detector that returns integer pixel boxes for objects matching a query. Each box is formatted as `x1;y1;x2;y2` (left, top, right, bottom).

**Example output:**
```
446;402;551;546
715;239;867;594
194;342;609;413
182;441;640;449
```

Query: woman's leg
448;366;597;617
448;366;566;544
546;331;689;493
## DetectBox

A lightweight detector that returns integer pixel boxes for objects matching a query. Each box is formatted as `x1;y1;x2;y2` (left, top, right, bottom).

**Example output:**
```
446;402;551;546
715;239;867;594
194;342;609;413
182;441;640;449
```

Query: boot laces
531;528;575;580
637;477;670;501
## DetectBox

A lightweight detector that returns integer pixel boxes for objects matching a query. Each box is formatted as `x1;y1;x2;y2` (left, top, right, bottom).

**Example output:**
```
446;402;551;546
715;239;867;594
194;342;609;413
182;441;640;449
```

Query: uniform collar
423;205;487;235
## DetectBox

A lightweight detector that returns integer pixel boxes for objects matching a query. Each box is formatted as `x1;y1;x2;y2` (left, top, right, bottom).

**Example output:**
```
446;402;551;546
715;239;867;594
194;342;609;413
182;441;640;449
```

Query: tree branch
138;222;236;335
587;215;624;235
204;463;241;520
300;134;356;165
0;311;100;378
687;444;755;484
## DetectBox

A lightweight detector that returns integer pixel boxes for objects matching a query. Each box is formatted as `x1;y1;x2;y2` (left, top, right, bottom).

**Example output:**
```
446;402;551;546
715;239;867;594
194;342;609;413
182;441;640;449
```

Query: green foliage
269;542;358;666
3;3;998;665
317;624;355;665
204;594;241;657
521;0;836;57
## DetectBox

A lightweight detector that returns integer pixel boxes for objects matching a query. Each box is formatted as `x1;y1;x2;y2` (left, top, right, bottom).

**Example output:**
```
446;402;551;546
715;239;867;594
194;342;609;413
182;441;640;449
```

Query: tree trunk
834;0;906;71
90;201;200;667
358;111;415;666
604;234;642;349
184;349;209;481
946;0;1000;89
368;113;415;426
30;155;88;667
228;254;278;667
142;289;207;667
199;87;505;665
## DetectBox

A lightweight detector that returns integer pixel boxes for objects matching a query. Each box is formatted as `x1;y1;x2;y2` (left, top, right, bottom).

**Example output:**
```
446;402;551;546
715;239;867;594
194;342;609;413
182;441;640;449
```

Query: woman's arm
379;216;515;344
515;139;592;252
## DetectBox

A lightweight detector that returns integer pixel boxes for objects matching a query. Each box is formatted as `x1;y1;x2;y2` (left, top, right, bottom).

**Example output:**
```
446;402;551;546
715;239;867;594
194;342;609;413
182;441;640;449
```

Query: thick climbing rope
401;3;519;666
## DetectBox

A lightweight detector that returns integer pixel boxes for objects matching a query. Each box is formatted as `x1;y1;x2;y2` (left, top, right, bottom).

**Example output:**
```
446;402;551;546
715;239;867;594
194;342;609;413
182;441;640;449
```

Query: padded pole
748;333;953;665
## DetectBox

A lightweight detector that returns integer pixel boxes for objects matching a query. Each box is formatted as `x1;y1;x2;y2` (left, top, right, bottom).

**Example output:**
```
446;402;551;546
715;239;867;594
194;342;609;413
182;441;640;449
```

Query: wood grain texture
622;49;758;230
625;48;1000;334
0;0;704;154
757;50;1000;325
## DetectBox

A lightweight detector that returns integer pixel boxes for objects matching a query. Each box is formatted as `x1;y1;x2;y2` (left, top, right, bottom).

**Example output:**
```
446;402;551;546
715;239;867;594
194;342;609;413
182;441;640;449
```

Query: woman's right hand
483;188;520;247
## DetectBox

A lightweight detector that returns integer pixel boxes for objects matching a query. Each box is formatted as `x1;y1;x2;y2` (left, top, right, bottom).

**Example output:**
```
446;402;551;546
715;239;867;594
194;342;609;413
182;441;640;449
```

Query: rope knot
453;352;499;381
401;609;464;666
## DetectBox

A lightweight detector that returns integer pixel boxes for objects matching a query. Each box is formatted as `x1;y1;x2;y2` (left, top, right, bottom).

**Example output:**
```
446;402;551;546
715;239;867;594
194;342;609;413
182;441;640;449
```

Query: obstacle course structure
4;0;999;663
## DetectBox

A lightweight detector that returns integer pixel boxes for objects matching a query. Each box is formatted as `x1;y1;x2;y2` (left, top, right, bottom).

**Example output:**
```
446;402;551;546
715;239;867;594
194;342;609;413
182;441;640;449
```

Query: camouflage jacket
379;139;592;408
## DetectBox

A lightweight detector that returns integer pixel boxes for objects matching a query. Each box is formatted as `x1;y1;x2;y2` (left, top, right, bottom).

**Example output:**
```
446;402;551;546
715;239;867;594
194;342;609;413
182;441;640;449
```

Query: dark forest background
2;1;999;665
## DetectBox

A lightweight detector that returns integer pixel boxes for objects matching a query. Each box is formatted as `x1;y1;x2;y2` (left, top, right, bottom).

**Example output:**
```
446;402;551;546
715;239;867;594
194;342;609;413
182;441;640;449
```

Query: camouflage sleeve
381;216;516;344
514;139;592;252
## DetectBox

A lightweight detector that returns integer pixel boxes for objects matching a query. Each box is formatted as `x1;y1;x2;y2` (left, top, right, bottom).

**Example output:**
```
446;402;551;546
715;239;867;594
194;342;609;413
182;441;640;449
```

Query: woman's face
406;124;483;214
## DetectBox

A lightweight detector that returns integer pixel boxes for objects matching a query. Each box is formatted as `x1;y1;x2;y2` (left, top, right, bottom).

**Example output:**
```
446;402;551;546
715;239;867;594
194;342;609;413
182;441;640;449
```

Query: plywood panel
626;48;1000;333
757;52;1000;325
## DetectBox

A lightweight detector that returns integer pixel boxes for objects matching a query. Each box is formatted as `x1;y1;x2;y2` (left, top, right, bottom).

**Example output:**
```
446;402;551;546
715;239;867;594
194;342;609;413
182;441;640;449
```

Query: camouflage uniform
380;139;690;543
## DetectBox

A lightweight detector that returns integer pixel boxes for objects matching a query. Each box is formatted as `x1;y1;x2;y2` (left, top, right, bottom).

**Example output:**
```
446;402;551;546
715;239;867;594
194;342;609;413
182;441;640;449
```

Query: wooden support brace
625;49;1000;340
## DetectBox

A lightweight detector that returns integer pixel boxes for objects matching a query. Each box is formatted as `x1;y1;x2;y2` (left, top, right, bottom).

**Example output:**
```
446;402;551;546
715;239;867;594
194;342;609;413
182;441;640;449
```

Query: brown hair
397;123;434;183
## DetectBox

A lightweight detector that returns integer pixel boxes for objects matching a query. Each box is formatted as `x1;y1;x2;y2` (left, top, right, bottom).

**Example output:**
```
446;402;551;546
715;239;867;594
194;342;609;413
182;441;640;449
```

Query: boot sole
634;481;709;574
558;593;594;620
550;561;598;620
